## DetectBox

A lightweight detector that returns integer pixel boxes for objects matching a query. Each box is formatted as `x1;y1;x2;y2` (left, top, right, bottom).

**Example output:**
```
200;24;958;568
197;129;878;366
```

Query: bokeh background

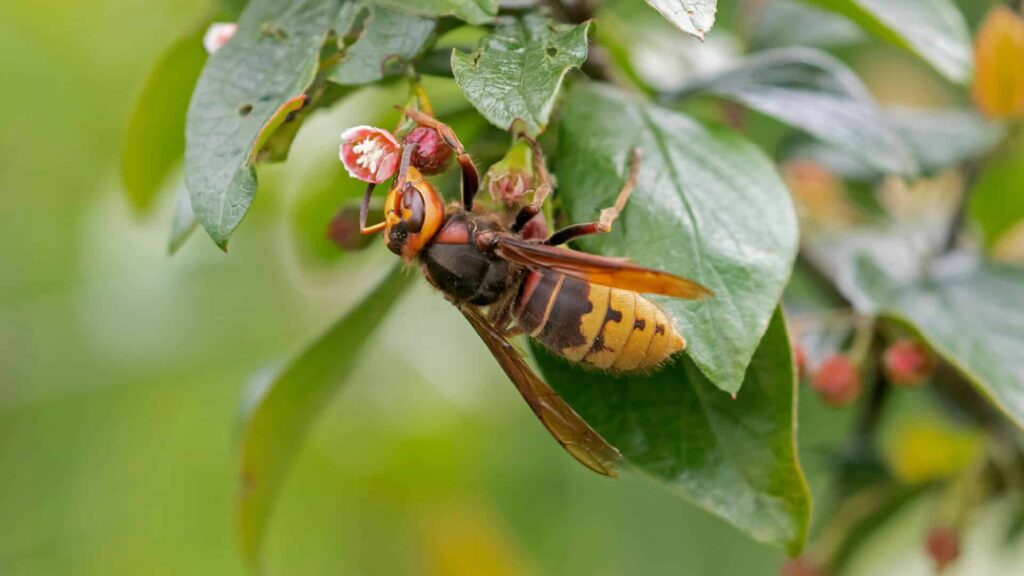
1;0;1020;574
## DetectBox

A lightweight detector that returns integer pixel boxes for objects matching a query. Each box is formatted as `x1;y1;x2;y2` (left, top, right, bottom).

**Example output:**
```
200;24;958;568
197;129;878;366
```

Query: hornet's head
380;164;446;261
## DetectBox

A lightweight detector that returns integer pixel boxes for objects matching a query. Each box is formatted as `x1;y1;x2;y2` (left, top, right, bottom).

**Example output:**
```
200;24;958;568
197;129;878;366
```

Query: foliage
122;0;1024;573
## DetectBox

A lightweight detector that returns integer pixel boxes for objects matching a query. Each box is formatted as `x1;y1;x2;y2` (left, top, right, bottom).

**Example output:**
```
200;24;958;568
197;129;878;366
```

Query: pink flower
203;23;237;55
339;126;401;184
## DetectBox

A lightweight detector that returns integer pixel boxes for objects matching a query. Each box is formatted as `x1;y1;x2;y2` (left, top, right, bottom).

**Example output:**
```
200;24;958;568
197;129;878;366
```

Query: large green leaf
676;48;918;176
328;4;437;85
534;309;810;553
970;139;1024;250
121;22;206;212
805;0;972;84
855;256;1024;430
558;83;799;394
185;0;342;248
643;0;717;40
237;264;414;570
368;0;497;25
452;14;590;134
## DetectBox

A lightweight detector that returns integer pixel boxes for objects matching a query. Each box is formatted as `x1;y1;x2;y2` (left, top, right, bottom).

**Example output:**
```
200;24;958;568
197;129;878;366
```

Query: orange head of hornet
375;144;446;261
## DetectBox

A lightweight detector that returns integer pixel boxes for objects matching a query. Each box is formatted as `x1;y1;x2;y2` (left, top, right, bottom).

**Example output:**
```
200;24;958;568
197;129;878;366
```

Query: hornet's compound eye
401;184;425;233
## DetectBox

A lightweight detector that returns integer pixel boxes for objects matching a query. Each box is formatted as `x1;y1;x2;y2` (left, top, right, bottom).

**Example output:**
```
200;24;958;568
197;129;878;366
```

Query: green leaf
121;22;207;212
643;0;717;40
168;183;198;255
185;0;343;249
328;4;436;85
452;14;590;134
790;107;1002;181
534;308;810;553
970;139;1024;250
677;48;918;176
805;0;972;84
368;0;497;25
237;264;414;570
855;256;1024;430
752;0;865;50
558;83;798;394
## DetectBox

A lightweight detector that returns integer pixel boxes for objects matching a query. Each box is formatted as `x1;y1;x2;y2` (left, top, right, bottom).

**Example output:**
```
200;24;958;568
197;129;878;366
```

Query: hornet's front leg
402;108;480;211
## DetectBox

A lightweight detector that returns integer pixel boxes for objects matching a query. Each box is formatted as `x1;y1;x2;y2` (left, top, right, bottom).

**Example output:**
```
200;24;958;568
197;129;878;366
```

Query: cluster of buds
803;337;935;407
339;124;452;184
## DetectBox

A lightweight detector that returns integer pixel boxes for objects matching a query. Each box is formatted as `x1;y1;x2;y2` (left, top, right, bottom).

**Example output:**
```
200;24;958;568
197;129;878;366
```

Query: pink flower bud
812;355;861;407
882;340;934;387
486;141;535;206
203;23;237;55
339;126;401;184
780;557;828;576
403;126;452;175
327;204;375;251
926;526;960;571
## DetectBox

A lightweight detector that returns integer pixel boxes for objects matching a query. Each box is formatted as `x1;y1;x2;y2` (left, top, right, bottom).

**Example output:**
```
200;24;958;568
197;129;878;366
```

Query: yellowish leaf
972;6;1024;119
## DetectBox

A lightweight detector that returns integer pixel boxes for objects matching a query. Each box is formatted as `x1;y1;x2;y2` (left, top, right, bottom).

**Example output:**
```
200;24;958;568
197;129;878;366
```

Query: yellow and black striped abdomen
514;269;685;372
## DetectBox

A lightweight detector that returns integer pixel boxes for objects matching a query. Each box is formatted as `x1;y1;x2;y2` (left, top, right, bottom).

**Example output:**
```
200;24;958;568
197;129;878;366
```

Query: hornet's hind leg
543;148;642;247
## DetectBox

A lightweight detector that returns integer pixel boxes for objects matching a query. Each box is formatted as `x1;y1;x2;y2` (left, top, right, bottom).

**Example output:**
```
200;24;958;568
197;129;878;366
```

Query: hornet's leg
402;107;480;211
359;183;384;235
543;148;642;246
361;144;419;235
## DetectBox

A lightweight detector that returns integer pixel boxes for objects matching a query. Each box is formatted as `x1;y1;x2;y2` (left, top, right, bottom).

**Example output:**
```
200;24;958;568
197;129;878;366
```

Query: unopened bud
882;339;934;387
925;526;960;571
327;203;377;251
812;354;861;407
403;126;452;175
780;557;828;576
203;22;237;55
487;141;535;206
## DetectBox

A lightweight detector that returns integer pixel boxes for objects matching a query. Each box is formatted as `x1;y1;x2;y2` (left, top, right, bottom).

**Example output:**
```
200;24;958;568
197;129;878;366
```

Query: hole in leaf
546;46;558;58
239;103;253;116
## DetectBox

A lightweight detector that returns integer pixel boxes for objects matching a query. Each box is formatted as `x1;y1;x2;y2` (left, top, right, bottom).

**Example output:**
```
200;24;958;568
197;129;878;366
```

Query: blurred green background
1;1;1019;575
0;1;790;573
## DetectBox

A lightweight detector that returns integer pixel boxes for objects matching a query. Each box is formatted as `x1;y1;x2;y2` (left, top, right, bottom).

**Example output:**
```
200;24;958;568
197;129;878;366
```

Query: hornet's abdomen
513;269;685;372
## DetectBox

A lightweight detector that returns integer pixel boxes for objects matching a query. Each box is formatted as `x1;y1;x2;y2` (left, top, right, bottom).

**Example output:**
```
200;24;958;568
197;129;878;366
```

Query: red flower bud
925;526;960;571
882;340;934;387
339;126;401;184
403;126;452;175
812;354;861;407
780;557;828;576
327;204;375;251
